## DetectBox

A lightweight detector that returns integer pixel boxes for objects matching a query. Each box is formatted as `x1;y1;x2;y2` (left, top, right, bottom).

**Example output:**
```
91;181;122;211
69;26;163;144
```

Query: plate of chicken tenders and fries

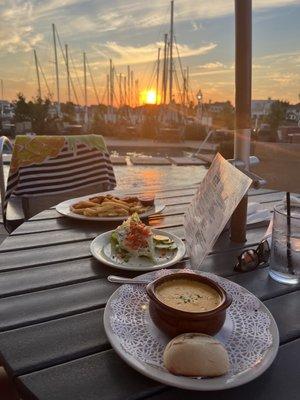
55;193;165;221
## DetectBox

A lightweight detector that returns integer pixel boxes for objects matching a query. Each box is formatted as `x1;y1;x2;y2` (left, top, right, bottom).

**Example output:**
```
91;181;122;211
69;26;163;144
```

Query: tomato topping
124;220;151;250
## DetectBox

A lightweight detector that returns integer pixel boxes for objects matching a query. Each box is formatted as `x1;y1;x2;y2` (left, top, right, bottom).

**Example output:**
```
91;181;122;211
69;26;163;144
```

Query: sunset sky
0;0;299;105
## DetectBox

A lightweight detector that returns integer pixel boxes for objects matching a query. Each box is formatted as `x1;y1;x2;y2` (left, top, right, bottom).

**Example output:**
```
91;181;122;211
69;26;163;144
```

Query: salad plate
104;269;279;391
90;214;185;271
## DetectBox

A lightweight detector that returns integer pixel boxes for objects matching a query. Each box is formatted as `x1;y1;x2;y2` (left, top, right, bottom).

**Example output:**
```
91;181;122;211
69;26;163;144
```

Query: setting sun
140;90;160;105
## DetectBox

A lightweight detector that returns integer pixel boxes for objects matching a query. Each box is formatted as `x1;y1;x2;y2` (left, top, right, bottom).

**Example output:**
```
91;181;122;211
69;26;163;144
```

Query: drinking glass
269;204;300;285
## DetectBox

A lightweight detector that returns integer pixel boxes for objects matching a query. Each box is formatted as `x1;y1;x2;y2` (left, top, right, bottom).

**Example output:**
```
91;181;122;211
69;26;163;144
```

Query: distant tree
89;105;109;134
213;101;234;130
13;94;50;133
265;100;289;132
30;97;51;133
61;102;76;123
14;93;31;122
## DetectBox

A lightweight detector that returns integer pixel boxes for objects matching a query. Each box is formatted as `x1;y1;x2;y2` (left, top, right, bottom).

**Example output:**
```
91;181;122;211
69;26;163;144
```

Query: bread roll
163;333;229;377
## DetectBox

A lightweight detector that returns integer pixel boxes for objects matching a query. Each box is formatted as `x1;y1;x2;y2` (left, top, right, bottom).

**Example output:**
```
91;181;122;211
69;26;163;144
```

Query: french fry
95;204;117;213
100;201;129;212
72;200;97;209
103;198;130;209
89;196;104;204
71;194;151;218
97;207;128;217
71;207;85;215
83;208;99;217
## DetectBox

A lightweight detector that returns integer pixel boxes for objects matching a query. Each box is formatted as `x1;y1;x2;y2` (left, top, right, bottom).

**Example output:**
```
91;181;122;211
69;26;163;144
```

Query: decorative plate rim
103;270;279;391
56;195;165;222
90;230;186;271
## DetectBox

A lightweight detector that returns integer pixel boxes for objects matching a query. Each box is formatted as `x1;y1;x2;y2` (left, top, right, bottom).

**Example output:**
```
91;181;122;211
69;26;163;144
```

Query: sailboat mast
52;23;60;115
183;68;186;107
34;49;42;99
124;76;127;105
1;80;4;117
169;0;174;103
109;59;114;108
135;79;139;106
186;66;189;103
127;66;131;107
156;48;161;104
106;74;110;107
162;33;168;105
83;52;88;125
65;44;71;103
119;74;122;106
130;70;134;107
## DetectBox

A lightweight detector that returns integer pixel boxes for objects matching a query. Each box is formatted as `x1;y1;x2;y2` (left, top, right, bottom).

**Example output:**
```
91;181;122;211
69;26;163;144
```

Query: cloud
92;41;217;66
191;69;233;77
0;1;43;53
30;0;300;37
0;0;299;104
198;61;225;69
259;50;300;61
191;21;204;31
269;72;299;85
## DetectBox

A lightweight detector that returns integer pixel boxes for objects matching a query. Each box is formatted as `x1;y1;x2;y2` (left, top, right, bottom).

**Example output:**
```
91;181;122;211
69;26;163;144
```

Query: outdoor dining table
0;185;299;400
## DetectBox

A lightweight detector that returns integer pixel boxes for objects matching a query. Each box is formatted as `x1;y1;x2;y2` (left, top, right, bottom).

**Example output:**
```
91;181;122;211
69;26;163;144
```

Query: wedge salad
110;213;178;263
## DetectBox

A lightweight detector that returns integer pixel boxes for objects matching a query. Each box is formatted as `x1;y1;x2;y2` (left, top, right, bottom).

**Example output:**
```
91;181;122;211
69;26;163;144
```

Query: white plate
104;269;279;391
90;229;186;271
56;195;165;222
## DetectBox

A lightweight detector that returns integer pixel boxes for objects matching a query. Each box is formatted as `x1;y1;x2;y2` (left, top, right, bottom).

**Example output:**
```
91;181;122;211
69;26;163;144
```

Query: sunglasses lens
257;240;270;264
235;250;259;272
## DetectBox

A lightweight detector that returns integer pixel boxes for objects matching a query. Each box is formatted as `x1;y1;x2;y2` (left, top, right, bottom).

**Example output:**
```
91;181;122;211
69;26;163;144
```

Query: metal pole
230;0;252;243
124;76;127;105
109;59;114;108
106;74;110;107
183;68;186;107
83;52;88;126
127;66;131;107
0;79;4;117
135;79;139;106
131;70;134;107
162;34;168;105
34;50;42;99
156;48;161;104
169;0;174;104
119;73;122;106
52;23;60;115
65;44;71;103
186;66;190;104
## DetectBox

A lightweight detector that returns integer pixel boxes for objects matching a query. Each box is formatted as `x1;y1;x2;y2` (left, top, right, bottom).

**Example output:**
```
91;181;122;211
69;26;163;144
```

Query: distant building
206;102;233;114
47;104;58;119
286;104;300;122
0;100;15;120
251;99;274;119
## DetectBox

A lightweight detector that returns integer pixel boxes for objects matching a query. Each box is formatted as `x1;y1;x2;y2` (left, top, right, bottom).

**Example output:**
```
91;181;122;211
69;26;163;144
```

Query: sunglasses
234;239;270;272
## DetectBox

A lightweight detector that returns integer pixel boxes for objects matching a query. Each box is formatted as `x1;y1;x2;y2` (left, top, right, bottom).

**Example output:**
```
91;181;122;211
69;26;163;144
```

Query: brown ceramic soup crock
146;272;232;338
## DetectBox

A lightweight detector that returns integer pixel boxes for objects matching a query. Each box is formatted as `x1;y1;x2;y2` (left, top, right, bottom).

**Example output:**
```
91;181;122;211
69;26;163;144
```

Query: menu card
184;153;252;268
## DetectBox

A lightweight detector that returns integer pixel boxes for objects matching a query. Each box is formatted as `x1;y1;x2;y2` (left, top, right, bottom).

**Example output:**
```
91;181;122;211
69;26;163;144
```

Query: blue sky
0;0;299;104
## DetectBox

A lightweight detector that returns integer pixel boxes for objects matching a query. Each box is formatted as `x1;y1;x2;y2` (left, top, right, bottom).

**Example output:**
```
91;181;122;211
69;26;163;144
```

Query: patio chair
0;136;22;229
1;134;116;232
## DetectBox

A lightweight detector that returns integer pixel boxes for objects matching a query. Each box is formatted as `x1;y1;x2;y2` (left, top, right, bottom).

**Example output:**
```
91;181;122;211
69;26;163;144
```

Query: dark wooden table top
0;186;299;400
